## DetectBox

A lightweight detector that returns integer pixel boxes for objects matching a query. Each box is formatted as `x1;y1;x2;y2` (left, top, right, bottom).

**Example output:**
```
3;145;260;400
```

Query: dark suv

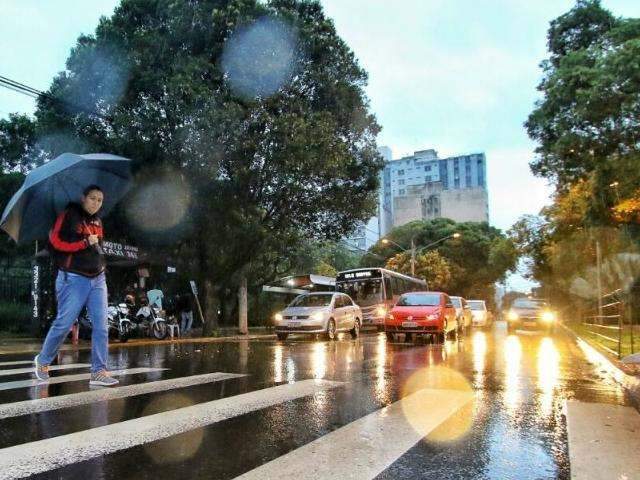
506;298;556;334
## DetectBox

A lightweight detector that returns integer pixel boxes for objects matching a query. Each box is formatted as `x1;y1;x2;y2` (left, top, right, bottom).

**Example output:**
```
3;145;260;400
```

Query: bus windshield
336;279;383;307
289;294;333;308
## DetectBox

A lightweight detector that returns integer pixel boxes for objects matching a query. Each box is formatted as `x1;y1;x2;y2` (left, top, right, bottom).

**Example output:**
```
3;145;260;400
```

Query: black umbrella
0;153;132;244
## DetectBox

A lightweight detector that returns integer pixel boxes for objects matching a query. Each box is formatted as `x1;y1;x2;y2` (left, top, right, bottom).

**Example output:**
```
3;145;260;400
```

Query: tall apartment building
380;149;489;236
342;147;391;253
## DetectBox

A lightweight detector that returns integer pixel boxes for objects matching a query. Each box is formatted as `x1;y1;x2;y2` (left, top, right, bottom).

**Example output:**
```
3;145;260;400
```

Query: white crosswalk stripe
235;388;475;480
0;367;167;391
0;372;246;419
0;378;343;479
0;363;90;377
0;361;33;367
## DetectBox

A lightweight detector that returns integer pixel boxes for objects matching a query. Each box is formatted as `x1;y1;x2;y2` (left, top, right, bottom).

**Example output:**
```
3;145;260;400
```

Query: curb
0;332;277;356
561;322;640;408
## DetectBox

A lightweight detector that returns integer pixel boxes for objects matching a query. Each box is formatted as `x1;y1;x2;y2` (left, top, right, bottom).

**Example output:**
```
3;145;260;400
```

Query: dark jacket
48;203;106;278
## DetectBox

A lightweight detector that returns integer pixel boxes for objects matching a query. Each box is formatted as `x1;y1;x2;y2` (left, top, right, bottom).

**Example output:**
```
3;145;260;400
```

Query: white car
450;296;472;332
468;300;491;327
274;292;362;341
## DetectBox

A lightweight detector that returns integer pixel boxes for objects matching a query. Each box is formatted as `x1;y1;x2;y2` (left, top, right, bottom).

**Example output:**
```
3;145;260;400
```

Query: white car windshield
289;294;333;308
468;301;485;311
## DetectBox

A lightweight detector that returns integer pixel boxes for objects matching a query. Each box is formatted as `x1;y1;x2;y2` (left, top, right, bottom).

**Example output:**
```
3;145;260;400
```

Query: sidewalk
561;322;640;407
0;327;276;356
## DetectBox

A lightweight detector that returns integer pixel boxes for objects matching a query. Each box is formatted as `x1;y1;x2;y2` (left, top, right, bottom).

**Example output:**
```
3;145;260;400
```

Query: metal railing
582;289;625;358
582;289;638;359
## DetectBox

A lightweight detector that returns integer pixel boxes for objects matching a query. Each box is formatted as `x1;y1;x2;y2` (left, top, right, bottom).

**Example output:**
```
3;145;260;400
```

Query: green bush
0;302;31;333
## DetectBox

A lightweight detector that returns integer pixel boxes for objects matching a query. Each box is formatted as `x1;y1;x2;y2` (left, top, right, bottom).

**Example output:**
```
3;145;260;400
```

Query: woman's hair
83;184;103;196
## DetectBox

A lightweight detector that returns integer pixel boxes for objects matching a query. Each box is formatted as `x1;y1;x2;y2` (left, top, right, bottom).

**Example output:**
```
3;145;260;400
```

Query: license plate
402;321;418;328
288;322;301;327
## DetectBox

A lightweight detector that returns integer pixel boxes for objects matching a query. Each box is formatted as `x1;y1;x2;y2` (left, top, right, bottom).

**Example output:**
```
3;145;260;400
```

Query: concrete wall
392;186;489;227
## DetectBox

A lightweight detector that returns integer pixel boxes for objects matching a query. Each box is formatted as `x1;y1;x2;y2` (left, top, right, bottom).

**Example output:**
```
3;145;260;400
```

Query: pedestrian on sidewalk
177;293;194;336
34;185;119;387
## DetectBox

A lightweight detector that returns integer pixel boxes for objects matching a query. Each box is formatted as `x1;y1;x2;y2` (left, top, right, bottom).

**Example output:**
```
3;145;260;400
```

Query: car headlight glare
508;311;519;321
427;313;439;321
376;306;387;317
311;311;324;322
386;313;394;321
274;313;283;322
542;311;554;323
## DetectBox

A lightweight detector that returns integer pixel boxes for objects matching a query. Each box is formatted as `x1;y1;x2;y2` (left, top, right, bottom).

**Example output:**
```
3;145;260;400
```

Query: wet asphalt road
0;322;635;480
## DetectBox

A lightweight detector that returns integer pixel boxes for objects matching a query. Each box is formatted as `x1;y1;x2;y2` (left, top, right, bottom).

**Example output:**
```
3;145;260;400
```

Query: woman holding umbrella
2;153;133;385
34;185;118;386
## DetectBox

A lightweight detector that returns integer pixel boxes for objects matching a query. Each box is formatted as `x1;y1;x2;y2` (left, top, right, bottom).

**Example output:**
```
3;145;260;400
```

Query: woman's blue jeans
39;271;109;373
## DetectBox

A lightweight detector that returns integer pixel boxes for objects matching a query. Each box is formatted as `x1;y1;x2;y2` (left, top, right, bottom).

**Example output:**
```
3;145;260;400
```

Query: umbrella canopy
0;153;132;244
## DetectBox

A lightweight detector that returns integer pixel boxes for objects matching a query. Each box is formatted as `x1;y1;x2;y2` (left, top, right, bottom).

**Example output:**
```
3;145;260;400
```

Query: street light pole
411;237;416;277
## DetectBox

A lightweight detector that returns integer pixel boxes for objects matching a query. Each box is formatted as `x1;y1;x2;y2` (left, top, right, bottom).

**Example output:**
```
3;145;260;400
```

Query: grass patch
567;321;640;358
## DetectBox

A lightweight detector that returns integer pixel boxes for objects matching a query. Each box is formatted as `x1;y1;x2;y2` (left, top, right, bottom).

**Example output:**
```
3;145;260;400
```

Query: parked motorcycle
135;303;168;340
107;303;134;343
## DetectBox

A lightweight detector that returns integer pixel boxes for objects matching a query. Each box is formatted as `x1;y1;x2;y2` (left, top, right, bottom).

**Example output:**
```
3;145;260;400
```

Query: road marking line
0;361;33;367
0;372;247;419
0;363;90;377
235;388;475;480
566;400;640;480
0;367;167;392
0;379;343;479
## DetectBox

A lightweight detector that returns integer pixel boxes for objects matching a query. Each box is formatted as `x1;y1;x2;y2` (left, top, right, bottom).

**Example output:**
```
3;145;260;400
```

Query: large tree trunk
238;276;248;335
202;278;219;335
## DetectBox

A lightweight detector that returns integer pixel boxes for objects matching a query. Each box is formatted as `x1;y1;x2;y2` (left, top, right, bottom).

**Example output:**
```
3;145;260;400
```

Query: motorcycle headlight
508;311;519;321
311;311;325;322
274;313;283;322
542;311;554;323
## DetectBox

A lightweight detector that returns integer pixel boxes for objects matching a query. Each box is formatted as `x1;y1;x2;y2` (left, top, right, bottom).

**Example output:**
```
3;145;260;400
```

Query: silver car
274;292;362;341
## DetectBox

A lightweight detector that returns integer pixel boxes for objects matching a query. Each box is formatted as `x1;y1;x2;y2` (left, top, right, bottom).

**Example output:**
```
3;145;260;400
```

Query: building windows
399;189;405;195
466;175;472;186
424;165;431;172
398;179;405;185
425;176;431;182
398;170;405;175
454;178;460;188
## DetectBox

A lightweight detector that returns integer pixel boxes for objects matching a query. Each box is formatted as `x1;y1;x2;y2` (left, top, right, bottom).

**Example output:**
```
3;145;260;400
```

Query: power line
0;74;112;122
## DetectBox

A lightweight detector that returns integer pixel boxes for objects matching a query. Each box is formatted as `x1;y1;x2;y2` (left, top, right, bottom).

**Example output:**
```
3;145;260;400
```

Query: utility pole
411;237;416;277
596;240;603;322
238;276;248;335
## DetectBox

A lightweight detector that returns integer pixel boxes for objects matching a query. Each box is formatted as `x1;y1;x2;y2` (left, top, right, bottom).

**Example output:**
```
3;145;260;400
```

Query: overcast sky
1;0;638;289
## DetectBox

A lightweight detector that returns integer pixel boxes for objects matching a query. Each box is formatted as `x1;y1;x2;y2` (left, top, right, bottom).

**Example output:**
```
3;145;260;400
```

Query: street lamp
381;233;461;277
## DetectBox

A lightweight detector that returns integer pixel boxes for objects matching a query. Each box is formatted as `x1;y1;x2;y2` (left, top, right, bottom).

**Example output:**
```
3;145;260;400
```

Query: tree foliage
385;250;451;291
364;218;517;302
520;1;640;306
0;0;383;329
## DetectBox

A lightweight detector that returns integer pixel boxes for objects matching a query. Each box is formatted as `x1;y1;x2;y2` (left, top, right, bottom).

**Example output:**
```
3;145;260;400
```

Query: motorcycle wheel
152;321;168;340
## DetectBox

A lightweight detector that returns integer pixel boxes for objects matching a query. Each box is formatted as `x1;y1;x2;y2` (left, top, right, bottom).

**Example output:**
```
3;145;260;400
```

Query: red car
385;291;458;343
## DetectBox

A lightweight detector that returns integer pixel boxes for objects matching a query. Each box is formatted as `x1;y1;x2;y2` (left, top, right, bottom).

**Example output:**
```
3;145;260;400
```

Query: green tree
2;0;382;333
526;0;640;213
0;114;41;174
385;250;451;291
365;219;517;301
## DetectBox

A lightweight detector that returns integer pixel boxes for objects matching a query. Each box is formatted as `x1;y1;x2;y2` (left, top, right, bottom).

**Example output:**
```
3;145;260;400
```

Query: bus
335;268;427;329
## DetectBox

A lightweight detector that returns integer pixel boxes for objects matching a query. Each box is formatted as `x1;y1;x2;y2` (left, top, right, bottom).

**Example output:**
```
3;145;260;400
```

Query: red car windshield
397;293;440;307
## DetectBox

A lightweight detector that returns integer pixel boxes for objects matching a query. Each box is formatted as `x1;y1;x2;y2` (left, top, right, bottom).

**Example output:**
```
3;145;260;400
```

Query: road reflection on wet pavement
0;321;634;479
